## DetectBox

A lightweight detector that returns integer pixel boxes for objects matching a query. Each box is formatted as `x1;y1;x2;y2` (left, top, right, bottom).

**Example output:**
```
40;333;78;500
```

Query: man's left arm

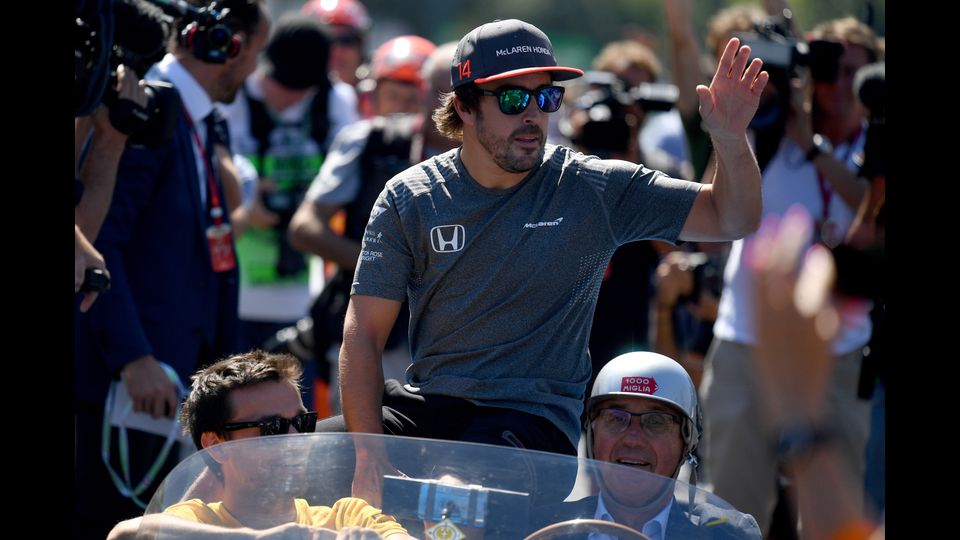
679;38;768;242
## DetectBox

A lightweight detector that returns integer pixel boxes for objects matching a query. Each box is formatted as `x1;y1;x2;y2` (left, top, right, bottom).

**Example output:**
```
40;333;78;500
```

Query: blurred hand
121;355;180;419
332;528;384;540
748;206;839;426
93;64;149;141
76;225;109;312
655;252;696;307
249;178;281;228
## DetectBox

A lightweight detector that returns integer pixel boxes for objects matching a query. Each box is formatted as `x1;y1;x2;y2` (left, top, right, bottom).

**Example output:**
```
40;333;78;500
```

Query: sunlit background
266;0;885;79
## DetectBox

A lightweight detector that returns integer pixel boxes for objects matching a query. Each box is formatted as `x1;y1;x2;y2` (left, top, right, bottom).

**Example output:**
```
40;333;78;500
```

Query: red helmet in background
370;35;437;85
301;0;372;33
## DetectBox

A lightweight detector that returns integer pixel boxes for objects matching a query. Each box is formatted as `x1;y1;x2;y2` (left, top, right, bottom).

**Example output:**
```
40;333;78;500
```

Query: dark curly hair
180;349;302;450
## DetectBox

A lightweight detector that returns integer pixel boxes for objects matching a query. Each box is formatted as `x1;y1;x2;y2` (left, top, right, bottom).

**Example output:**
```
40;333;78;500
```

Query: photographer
74;0;163;310
699;15;881;537
838;60;885;522
652;248;724;390
219;13;358;359
74;1;271;537
590;40;691;179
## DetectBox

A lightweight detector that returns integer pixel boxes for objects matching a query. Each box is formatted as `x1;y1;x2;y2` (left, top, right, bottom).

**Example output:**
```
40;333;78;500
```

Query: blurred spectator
700;14;880;536
215;14;359;420
358;35;436;118
289;40;454;409
301;0;372;88
749;206;883;540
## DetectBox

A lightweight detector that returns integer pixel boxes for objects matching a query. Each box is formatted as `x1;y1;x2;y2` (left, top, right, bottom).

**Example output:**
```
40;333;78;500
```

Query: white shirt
591;492;674;540
219;73;359;156
147;54;215;206
713;127;872;355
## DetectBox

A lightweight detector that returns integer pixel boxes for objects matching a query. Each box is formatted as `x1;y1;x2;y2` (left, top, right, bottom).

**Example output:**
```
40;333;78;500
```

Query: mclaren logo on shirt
430;225;465;253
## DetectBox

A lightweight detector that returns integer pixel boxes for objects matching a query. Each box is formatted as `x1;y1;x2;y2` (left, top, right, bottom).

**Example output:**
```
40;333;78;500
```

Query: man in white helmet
538;351;761;539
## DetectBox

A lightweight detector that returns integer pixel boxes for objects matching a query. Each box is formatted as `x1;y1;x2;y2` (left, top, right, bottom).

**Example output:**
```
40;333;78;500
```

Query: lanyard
815;126;862;223
100;363;187;509
181;102;226;226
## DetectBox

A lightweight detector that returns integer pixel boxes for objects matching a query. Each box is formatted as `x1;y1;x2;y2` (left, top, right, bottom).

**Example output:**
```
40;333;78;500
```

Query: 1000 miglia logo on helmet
621;376;658;394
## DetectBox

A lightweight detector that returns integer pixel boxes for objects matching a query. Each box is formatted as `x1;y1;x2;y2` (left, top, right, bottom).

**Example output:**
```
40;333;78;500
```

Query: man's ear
200;431;223;449
454;95;476;128
200;431;227;463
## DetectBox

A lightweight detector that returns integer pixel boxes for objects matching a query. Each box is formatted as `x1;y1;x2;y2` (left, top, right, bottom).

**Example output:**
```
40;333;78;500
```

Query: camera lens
210;27;231;47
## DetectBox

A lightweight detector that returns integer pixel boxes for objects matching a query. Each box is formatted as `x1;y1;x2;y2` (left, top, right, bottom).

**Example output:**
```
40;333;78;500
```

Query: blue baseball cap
451;19;584;89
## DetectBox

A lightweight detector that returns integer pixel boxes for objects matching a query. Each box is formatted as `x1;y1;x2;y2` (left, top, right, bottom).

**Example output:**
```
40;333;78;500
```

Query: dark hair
811;16;881;63
432;85;480;140
176;0;265;44
180;349;303;450
265;13;331;90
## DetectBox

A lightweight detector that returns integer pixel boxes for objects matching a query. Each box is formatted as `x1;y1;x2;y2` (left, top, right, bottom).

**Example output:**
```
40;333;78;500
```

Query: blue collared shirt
591;492;673;540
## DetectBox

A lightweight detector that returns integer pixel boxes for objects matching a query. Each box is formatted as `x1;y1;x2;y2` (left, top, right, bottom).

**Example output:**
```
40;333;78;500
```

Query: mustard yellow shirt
163;496;407;536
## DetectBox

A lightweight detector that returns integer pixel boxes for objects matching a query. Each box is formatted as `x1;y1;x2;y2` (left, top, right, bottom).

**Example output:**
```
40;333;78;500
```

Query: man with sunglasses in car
330;18;768;492
109;350;413;539
537;352;760;538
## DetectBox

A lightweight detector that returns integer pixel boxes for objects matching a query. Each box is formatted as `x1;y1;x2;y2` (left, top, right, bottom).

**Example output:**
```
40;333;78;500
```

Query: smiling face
469;72;552;175
591;397;684;478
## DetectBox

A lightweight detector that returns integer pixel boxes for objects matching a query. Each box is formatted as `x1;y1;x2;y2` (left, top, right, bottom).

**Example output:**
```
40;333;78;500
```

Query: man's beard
476;109;545;174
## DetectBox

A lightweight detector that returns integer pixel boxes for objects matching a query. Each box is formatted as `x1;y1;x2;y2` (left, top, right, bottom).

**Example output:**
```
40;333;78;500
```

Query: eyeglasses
592;408;681;437
476;85;565;115
222;411;318;437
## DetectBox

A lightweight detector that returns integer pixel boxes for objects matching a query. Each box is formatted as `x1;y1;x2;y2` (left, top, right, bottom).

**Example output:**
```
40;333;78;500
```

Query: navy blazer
535;494;761;539
75;103;239;404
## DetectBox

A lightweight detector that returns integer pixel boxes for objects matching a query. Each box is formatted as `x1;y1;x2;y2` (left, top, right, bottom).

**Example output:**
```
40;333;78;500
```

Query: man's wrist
775;423;838;465
709;131;749;148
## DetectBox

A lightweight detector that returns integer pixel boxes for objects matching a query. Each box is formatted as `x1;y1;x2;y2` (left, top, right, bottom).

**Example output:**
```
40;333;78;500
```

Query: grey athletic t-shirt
352;144;701;447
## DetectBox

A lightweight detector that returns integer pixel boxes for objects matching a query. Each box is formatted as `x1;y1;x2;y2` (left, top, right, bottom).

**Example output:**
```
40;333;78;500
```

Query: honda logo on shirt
431;225;465;253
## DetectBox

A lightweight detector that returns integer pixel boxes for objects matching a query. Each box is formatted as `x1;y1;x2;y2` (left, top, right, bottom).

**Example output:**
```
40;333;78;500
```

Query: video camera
736;13;845;84
75;0;241;146
583;70;678;113
563;71;679;158
75;0;180;145
732;11;844;169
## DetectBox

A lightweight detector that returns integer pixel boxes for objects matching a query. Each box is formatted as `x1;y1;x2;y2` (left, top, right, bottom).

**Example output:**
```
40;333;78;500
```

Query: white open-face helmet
585;352;702;465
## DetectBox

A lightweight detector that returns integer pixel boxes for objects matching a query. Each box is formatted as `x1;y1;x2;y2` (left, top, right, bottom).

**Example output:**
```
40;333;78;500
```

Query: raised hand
748;206;838;425
696;37;769;141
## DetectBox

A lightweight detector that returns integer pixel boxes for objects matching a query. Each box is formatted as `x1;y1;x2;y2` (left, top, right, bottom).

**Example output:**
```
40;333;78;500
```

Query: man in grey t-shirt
327;18;769;499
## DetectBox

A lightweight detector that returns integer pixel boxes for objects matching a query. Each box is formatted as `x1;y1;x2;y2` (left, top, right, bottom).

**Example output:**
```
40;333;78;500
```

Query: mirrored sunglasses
477;85;565;115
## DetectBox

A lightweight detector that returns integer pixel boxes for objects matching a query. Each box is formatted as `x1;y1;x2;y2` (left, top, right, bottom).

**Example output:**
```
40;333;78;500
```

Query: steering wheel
524;518;651;540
